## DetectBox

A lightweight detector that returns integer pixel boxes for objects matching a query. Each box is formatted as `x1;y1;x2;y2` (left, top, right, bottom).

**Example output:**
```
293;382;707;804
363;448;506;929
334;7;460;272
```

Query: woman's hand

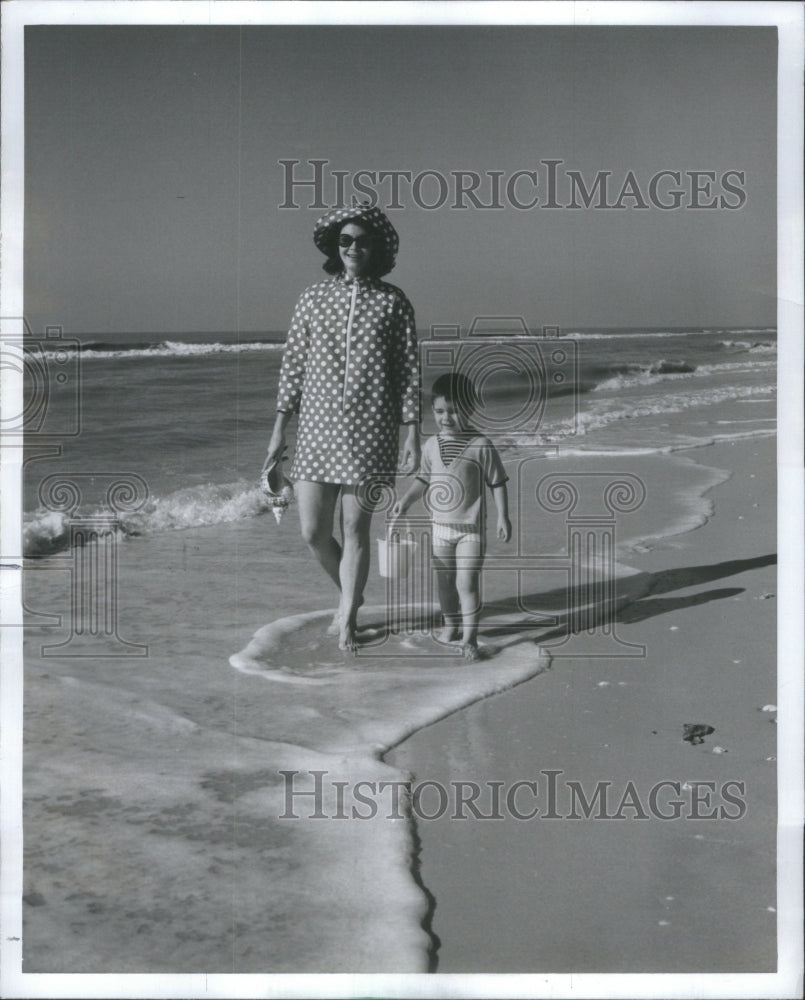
399;425;421;474
262;437;285;475
263;413;290;474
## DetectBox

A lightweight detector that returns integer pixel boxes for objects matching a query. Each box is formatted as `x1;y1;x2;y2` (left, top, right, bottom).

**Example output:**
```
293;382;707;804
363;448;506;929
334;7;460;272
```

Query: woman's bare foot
338;623;359;652
327;596;364;636
437;624;461;643
461;641;481;662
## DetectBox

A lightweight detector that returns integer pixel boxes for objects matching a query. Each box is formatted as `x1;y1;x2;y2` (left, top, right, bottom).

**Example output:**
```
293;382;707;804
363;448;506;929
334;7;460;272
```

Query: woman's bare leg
338;487;376;650
295;480;342;590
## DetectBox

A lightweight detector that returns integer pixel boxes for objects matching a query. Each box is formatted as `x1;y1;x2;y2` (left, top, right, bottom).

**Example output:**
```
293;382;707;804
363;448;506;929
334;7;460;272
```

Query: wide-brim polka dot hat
313;204;399;259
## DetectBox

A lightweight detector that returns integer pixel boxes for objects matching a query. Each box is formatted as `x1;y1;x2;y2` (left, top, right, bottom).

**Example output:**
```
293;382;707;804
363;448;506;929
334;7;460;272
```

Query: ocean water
22;326;776;556
18;326;777;971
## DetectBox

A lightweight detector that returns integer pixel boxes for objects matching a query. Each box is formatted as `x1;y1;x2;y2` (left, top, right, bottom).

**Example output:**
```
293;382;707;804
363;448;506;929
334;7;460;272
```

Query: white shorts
432;522;484;552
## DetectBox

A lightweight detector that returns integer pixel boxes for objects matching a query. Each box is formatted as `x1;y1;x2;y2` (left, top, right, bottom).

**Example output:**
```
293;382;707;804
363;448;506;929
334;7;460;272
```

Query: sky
21;20;777;337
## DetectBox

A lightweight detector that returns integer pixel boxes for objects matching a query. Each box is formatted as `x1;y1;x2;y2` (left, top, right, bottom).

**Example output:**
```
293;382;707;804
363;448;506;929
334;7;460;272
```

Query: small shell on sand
682;723;714;745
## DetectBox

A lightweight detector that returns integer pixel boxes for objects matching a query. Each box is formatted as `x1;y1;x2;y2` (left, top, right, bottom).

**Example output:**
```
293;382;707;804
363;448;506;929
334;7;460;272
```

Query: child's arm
491;482;512;542
392;438;431;520
484;439;512;542
392;478;427;520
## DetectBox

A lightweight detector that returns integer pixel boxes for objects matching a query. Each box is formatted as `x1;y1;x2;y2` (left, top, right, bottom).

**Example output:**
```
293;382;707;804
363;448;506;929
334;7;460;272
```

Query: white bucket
377;537;418;579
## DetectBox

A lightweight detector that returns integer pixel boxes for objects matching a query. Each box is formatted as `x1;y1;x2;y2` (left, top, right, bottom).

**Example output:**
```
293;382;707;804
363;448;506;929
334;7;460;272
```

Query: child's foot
461;641;481;662
437;624;461;643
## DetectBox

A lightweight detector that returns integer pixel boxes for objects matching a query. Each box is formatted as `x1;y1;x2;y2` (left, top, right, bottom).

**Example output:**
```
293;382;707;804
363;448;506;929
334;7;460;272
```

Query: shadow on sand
481;552;777;647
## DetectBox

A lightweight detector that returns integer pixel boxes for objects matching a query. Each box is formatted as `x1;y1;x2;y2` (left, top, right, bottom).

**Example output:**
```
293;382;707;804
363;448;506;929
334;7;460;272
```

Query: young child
392;373;512;661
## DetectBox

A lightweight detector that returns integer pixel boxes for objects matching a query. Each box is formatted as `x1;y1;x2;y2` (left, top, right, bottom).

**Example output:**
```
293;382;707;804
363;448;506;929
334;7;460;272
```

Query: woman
264;205;420;651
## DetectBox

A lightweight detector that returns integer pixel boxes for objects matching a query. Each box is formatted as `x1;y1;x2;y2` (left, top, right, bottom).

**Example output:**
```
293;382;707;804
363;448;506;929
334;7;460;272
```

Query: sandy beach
6;9;802;996
19;422;779;974
389;434;777;972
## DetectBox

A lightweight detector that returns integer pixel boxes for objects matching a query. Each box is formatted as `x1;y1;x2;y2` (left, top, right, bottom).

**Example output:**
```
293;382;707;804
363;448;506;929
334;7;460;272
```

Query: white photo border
1;2;802;998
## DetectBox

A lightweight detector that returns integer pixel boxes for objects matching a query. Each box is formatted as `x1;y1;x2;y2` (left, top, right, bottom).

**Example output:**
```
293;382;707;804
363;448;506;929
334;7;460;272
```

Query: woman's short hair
320;224;396;278
313;204;399;279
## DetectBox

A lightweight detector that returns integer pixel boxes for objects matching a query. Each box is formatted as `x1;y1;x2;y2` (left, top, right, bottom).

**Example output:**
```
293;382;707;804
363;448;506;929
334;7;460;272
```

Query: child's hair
430;372;478;413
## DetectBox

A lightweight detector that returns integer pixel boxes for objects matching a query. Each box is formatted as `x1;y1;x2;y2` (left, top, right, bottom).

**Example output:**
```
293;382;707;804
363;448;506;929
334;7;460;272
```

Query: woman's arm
400;423;421;475
265;291;309;472
263;409;292;474
275;290;310;416
394;292;421;472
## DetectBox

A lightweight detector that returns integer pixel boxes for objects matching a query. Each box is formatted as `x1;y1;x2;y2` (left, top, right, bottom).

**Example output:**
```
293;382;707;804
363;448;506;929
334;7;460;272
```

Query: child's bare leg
433;548;461;642
456;539;484;660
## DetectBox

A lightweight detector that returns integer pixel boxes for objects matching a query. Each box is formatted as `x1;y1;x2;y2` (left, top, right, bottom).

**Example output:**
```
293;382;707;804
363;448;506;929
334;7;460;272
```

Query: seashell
682;723;714;745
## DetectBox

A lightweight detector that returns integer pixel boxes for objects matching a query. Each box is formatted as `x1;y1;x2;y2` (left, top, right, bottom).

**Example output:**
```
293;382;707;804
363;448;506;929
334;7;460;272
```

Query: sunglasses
338;234;375;250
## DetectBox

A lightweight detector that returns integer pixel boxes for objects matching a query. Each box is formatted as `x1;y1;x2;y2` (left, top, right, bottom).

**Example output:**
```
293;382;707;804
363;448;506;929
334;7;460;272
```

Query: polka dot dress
276;274;420;484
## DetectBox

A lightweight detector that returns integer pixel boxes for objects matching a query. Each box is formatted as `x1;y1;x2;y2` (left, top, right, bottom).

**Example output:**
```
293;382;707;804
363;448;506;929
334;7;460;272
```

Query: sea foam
539;381;776;443
51;340;285;361
23;480;274;556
